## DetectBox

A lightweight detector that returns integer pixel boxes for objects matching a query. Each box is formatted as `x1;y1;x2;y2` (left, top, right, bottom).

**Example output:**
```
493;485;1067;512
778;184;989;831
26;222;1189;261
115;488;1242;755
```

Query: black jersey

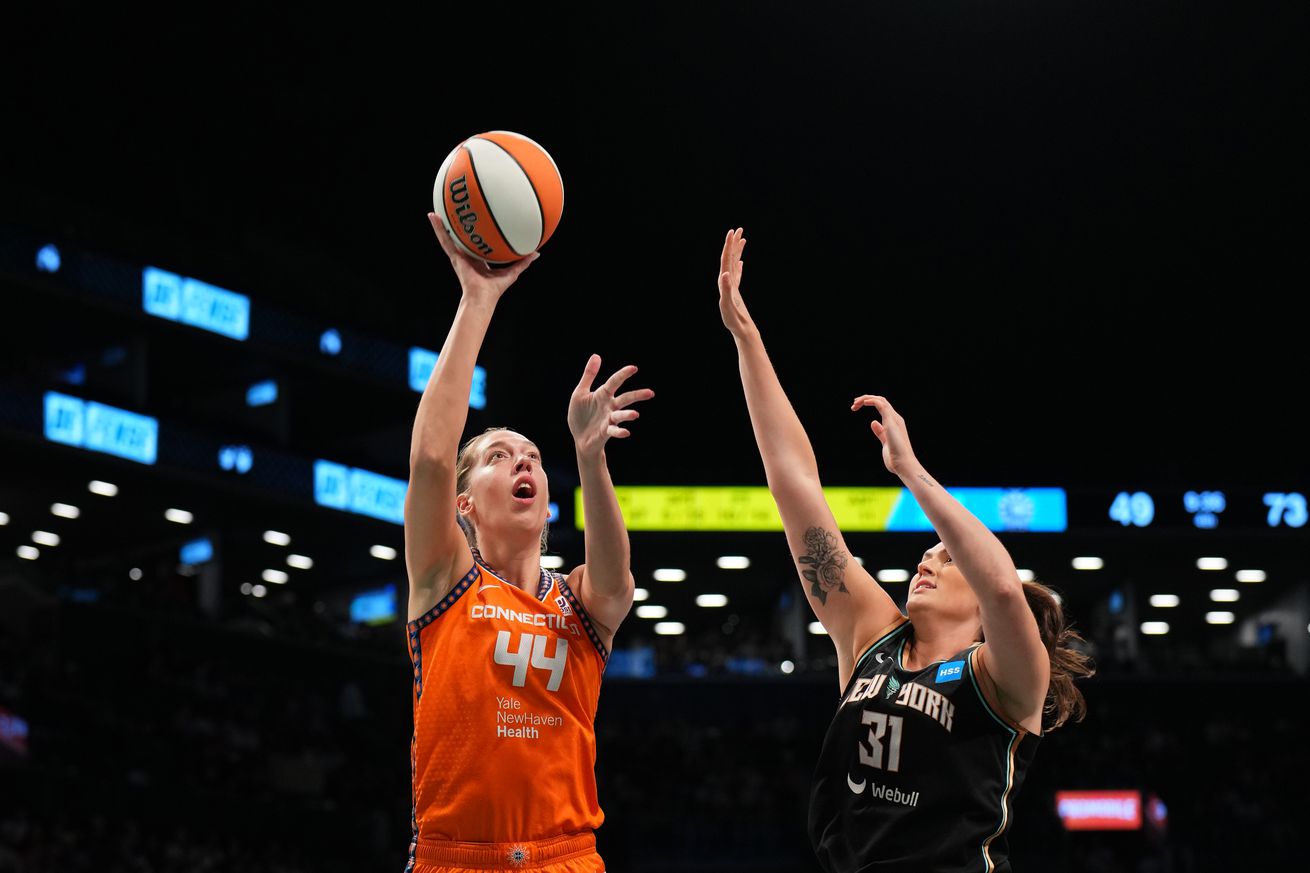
809;619;1040;873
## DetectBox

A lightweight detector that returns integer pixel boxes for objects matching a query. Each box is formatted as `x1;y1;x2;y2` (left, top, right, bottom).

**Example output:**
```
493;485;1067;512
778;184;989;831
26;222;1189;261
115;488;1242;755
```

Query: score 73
1263;493;1308;528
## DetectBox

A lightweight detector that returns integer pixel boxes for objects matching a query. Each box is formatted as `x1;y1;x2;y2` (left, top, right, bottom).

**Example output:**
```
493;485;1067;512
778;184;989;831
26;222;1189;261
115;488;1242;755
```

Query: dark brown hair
1023;580;1096;731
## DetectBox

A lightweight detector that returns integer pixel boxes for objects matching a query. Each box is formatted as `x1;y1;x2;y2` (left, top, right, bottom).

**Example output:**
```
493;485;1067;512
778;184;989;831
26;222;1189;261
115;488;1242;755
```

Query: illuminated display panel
575;487;1067;532
1055;790;1142;831
44;391;158;465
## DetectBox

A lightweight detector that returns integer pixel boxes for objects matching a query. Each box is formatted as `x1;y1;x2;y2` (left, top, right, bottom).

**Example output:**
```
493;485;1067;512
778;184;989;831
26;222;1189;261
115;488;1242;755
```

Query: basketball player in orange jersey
402;213;652;873
716;228;1093;872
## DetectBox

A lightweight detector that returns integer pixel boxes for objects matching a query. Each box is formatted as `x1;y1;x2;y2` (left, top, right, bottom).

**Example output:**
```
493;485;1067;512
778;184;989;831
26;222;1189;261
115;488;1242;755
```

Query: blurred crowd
0;575;1303;872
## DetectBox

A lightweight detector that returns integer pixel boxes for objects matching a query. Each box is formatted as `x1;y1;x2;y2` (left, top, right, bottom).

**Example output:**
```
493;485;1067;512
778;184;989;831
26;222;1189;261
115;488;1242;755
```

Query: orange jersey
406;553;609;853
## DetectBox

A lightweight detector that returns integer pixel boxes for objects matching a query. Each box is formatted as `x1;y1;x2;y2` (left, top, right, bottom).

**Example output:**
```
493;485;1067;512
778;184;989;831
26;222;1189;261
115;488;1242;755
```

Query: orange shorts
410;832;605;873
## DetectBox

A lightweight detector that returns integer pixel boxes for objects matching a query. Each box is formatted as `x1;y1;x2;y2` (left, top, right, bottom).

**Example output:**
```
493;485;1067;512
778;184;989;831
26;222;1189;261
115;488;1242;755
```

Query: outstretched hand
429;212;537;302
717;227;755;337
568;354;655;459
851;394;920;477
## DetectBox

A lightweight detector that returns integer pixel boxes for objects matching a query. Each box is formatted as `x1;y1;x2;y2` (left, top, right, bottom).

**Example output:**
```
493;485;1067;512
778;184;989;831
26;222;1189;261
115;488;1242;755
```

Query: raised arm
718;229;903;685
564;354;654;649
404;214;536;620
854;393;1050;726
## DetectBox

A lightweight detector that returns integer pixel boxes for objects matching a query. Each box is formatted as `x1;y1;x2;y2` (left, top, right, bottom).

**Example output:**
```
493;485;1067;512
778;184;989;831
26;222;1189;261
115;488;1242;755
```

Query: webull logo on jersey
847;773;920;808
935;660;965;683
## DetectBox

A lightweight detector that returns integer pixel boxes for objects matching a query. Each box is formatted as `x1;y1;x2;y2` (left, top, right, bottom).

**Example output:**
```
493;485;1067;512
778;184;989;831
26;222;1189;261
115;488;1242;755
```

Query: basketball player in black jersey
715;228;1094;872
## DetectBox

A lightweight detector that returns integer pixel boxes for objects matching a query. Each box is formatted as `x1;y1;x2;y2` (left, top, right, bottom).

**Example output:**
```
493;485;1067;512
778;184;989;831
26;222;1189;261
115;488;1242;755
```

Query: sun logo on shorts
506;845;530;867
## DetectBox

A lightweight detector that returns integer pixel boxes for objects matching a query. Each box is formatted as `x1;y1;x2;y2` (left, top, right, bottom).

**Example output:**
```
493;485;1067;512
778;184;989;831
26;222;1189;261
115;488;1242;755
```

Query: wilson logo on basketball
447;175;494;256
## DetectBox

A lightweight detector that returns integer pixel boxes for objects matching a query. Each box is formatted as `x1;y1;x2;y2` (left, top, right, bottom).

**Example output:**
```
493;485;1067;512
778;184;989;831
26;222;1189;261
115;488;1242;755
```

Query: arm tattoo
798;526;850;606
918;473;936;488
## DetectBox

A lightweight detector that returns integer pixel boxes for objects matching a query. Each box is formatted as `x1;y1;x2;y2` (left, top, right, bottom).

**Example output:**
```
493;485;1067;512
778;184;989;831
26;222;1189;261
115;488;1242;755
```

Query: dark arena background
2;3;1306;871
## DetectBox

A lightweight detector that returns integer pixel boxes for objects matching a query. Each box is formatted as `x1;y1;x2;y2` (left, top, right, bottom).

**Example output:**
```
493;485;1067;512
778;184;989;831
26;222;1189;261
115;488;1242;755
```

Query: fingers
610;409;640;425
606;425;632;439
600;363;640;395
503;251;539;280
573;353;602;395
613;387;655;408
851;394;893;414
870;420;887;443
429;212;458;257
719;227;746;280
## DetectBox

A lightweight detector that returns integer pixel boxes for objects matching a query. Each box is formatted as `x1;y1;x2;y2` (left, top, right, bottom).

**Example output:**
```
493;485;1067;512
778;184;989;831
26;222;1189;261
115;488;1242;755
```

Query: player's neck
475;539;542;591
904;619;979;671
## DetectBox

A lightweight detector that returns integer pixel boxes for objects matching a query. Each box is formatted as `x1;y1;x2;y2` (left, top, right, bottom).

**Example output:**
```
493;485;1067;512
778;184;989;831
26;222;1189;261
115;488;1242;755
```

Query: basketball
433;131;564;264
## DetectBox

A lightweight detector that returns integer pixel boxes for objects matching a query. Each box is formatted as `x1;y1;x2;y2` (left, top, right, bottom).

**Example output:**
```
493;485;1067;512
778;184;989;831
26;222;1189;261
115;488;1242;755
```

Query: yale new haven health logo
935;660;965;683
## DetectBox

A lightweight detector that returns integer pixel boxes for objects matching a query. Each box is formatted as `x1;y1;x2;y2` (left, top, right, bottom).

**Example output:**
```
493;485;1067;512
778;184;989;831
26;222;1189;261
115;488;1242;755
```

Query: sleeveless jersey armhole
407;562;479;632
841;616;911;699
968;646;1032;736
555;573;610;666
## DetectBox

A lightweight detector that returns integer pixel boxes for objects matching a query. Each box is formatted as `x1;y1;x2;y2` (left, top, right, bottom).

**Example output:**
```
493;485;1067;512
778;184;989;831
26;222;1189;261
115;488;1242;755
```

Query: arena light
636;605;668;619
1236;569;1266;584
50;503;80;519
179;538;213;565
696;594;729;608
262;569;289;585
128;568;143;581
1017;569;1036;582
1072;556;1104;571
780;660;795;674
809;621;829;635
287;554;314;570
1140;621;1170;635
1149;594;1180;608
0;512;8;525
877;569;910;583
88;480;119;497
716;556;750;570
263;530;291;546
165;508;193;524
1205;612;1236;625
653;622;685;636
540;555;565;569
240;582;252;595
370;545;398;561
251;584;268;598
16;546;39;560
1209;589;1239;603
245;379;278;407
31;531;60;547
1197;557;1228;571
633;588;650;601
653;568;686;582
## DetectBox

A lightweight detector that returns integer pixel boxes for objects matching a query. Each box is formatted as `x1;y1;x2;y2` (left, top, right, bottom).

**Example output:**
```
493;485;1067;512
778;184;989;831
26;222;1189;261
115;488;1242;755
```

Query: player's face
466;431;550;534
907;542;979;621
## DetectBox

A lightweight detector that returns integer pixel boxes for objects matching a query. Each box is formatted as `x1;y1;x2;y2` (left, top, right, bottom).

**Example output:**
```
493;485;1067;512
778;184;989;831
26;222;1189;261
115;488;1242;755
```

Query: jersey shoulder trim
555;573;610;665
968;645;1032;736
841;617;911;698
406;563;478;700
406;562;479;632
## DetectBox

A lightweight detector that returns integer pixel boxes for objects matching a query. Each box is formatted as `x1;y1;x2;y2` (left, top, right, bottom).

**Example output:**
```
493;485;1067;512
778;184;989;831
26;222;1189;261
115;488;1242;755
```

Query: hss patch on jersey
555;594;573;616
